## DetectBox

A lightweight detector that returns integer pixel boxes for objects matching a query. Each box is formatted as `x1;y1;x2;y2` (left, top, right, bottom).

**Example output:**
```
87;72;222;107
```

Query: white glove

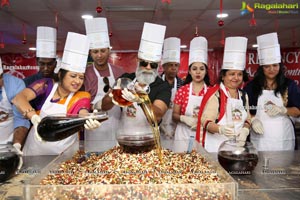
121;88;142;104
180;115;197;128
251;117;264;134
31;114;43;142
13;143;23;171
108;92;121;106
84;118;101;130
266;104;287;117
236;128;250;147
218;125;236;137
133;82;149;94
114;78;122;89
93;100;102;111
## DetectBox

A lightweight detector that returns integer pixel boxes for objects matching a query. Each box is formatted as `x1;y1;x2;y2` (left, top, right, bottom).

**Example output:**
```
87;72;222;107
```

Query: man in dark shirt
24;26;57;86
101;22;171;133
160;37;184;139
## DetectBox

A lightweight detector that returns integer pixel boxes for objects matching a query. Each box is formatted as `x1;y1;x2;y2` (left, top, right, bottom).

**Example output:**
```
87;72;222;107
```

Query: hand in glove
107;78;122;106
121;88;142;104
84;118;101;130
180;115;197;128
31;114;43;142
13;143;23;170
236;127;250;147
133;82;149;94
266;104;287;117
251;117;264;134
218;125;236;137
108;92;121;106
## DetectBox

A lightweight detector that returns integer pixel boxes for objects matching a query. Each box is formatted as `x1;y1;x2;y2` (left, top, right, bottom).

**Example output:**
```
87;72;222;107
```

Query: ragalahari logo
241;1;299;14
240;1;254;15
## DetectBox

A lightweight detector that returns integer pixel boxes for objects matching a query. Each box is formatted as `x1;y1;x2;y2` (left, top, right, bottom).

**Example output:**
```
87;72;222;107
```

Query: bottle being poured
37;111;109;142
111;78;163;163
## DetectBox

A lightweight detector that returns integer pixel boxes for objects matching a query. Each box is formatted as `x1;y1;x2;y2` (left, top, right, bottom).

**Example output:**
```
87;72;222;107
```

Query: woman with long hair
244;32;300;151
172;37;211;152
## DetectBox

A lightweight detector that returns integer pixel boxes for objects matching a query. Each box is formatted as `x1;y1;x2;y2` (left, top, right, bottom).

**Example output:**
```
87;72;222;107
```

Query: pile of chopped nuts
32;146;233;199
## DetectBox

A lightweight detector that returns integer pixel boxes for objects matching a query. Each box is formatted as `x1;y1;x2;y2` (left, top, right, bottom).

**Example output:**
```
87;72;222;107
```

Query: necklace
56;88;68;99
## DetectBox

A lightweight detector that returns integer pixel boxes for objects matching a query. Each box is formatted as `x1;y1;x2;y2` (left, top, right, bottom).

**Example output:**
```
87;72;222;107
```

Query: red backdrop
1;48;299;86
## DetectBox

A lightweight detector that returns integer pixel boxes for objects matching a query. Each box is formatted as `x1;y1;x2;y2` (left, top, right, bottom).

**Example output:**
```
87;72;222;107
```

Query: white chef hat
162;37;181;65
54;57;62;74
222;37;248;70
138;22;166;62
0;58;3;75
257;32;281;65
36;26;57;58
188;36;208;66
85;17;110;49
59;32;90;73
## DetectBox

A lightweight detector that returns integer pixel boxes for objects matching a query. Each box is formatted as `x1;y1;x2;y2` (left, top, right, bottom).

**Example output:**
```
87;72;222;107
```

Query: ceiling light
81;15;93;19
252;44;258;48
216;13;228;18
29;47;36;51
180;45;187;48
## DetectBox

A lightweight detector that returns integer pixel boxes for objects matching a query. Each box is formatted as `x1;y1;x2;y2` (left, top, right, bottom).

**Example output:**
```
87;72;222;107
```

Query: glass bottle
37;111;108;142
0;144;20;182
112;78;161;157
218;139;259;175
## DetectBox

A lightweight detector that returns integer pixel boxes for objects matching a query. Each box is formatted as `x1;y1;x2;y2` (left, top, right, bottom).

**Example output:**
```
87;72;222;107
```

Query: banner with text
1;48;299;86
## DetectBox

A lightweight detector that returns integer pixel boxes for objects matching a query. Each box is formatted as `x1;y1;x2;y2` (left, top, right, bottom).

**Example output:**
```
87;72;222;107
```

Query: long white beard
135;65;158;85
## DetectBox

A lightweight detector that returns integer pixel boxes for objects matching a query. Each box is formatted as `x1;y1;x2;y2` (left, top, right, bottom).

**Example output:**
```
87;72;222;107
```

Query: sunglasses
139;60;159;69
103;77;110;93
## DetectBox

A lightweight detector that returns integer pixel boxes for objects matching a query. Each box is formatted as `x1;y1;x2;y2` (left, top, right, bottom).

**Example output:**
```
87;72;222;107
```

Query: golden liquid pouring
137;93;163;163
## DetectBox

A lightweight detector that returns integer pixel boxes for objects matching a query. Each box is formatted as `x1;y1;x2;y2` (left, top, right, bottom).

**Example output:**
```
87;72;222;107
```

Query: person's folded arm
201;94;219;134
152;99;168;123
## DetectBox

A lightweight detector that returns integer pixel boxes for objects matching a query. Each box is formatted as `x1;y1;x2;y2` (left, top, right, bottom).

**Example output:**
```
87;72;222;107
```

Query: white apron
0;86;14;144
160;75;177;140
23;83;76;156
85;63;120;142
205;84;247;152
119;102;152;138
251;90;295;151
173;83;205;153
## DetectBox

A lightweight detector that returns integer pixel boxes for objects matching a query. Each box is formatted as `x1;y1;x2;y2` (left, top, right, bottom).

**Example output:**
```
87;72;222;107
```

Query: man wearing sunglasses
24;26;57;86
102;23;171;137
83;17;124;142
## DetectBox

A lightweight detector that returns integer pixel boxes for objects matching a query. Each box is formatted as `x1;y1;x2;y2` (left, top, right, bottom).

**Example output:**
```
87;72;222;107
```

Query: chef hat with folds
222;37;248;70
59;32;90;73
257;32;281;65
138;22;166;62
162;37;181;65
188;36;208;66
85;17;110;49
54;57;62;74
0;58;3;75
36;26;57;58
